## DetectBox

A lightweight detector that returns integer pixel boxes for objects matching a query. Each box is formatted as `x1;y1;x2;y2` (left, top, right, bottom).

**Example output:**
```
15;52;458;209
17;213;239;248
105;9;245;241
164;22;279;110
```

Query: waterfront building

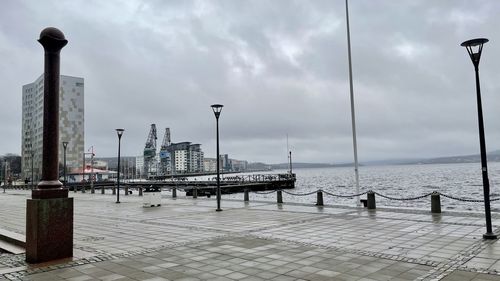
231;159;248;172
167;142;204;174
21;75;84;182
203;158;217;172
135;156;144;178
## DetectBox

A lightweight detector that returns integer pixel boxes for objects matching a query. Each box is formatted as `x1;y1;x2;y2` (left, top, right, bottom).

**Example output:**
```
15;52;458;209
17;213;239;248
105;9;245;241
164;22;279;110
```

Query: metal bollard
91;186;95;194
101;187;105;194
172;186;177;198
139;187;143;196
193;187;197;199
277;190;283;204
244;188;249;202
112;187;116;195
81;185;85;193
431;192;441;213
316;190;324;206
125;187;129;196
367;192;376;210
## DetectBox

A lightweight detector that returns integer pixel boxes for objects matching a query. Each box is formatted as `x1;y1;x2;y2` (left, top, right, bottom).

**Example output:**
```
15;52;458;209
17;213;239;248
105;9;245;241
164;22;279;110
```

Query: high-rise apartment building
166;142;204;174
21;75;84;182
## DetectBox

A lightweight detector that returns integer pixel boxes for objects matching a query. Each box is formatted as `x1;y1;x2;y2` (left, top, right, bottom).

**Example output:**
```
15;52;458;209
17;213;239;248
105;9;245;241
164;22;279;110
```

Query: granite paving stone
0;190;500;280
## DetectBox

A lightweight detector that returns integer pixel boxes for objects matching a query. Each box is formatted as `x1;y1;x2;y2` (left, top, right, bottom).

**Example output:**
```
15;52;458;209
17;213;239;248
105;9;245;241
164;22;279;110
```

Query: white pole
286;134;290;172
345;0;361;207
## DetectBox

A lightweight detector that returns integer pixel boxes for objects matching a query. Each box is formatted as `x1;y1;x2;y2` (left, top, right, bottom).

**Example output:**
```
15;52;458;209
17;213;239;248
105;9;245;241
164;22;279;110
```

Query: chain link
439;192;486;202
281;190;317;196
253;190;277;195
322;190;369;198
373;191;433;201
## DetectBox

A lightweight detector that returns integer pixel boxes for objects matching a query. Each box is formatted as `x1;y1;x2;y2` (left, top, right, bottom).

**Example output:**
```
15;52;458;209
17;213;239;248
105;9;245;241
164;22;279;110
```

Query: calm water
219;162;500;212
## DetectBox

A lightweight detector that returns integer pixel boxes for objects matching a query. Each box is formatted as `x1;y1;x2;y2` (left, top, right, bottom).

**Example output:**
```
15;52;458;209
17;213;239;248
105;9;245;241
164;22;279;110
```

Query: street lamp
211;104;223;212
63;141;68;188
30;147;34;190
461;38;497;240
116;129;124;204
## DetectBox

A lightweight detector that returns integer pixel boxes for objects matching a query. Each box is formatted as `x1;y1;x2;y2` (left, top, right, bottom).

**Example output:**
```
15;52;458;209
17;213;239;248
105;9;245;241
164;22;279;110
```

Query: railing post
316;190;324;206
431;192;441;213
139;187;143;196
193;187;197;199
125;186;129;196
367;191;376;210
277;190;283;204
244;188;249;202
172;186;177;198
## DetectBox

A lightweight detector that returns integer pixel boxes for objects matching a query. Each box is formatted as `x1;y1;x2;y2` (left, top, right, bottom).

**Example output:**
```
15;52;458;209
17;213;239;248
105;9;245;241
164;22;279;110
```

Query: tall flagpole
345;0;361;206
286;134;290;172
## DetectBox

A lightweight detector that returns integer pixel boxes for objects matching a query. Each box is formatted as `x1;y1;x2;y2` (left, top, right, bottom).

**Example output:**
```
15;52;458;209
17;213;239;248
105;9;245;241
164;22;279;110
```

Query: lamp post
211;104;223;212
30;148;34;190
116;129;124;204
461;38;497;240
62;141;68;188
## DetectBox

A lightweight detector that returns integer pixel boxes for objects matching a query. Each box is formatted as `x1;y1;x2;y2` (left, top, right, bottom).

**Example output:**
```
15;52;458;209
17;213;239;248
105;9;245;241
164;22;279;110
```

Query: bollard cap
38;27;68;51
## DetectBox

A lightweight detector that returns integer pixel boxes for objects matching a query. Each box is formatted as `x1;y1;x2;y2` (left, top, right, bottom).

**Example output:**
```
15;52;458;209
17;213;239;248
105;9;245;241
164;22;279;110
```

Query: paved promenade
1;190;500;280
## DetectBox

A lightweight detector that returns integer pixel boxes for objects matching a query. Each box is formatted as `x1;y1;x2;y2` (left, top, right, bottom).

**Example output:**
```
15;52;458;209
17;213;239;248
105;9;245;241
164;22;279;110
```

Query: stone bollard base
431;193;441;213
367;192;376;210
26;197;73;263
316;191;324;206
244;189;249;202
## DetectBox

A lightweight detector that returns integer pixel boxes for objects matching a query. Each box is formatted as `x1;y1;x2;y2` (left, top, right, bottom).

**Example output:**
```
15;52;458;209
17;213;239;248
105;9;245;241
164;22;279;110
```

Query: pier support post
367;191;376;210
125;187;129;196
431;192;441;213
277;190;283;204
244;188;249;202
172;187;177;198
316;190;324;206
139;187;143;196
112;187;116;195
193;187;197;199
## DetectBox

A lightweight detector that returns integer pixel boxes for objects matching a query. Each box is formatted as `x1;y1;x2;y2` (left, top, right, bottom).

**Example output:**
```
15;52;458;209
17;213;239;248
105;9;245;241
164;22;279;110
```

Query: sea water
218;162;500;212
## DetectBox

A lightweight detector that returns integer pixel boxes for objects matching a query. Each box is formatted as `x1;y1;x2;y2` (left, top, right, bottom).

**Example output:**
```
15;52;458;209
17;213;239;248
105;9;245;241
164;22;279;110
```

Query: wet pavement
1;190;500;280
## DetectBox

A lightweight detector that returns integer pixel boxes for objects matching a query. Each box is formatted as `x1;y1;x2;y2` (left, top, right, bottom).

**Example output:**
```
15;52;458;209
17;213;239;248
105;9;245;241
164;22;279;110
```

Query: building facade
21;75;84;182
166;142;204;174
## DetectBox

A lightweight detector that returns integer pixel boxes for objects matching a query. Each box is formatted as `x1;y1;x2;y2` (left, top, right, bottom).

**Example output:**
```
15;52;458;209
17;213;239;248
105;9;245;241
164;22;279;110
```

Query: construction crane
143;124;157;179
158;128;171;177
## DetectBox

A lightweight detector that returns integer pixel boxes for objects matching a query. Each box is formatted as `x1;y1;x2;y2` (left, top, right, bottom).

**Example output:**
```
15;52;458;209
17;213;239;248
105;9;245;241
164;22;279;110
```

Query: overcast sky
2;0;500;164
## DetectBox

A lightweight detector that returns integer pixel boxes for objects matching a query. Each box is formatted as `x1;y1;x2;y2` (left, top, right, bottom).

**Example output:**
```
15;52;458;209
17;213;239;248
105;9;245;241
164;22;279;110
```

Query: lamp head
116;128;125;138
211;104;223;118
62;141;68;149
461;38;489;66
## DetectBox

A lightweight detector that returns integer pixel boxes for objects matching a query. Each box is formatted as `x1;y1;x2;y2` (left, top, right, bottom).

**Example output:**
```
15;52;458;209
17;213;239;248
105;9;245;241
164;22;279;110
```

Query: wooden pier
62;173;296;195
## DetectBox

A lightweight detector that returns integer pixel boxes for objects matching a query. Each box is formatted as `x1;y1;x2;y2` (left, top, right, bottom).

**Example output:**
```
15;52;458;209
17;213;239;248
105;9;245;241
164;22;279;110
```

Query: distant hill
270;162;355;169
257;150;500;170
416;150;500;165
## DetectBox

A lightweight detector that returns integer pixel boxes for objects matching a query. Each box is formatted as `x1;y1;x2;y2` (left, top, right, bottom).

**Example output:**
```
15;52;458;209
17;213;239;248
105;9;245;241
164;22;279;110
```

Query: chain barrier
322;190;369;198
438;192;487;203
253;190;277;195
281;190;318;196
165;185;500;202
373;191;433;201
